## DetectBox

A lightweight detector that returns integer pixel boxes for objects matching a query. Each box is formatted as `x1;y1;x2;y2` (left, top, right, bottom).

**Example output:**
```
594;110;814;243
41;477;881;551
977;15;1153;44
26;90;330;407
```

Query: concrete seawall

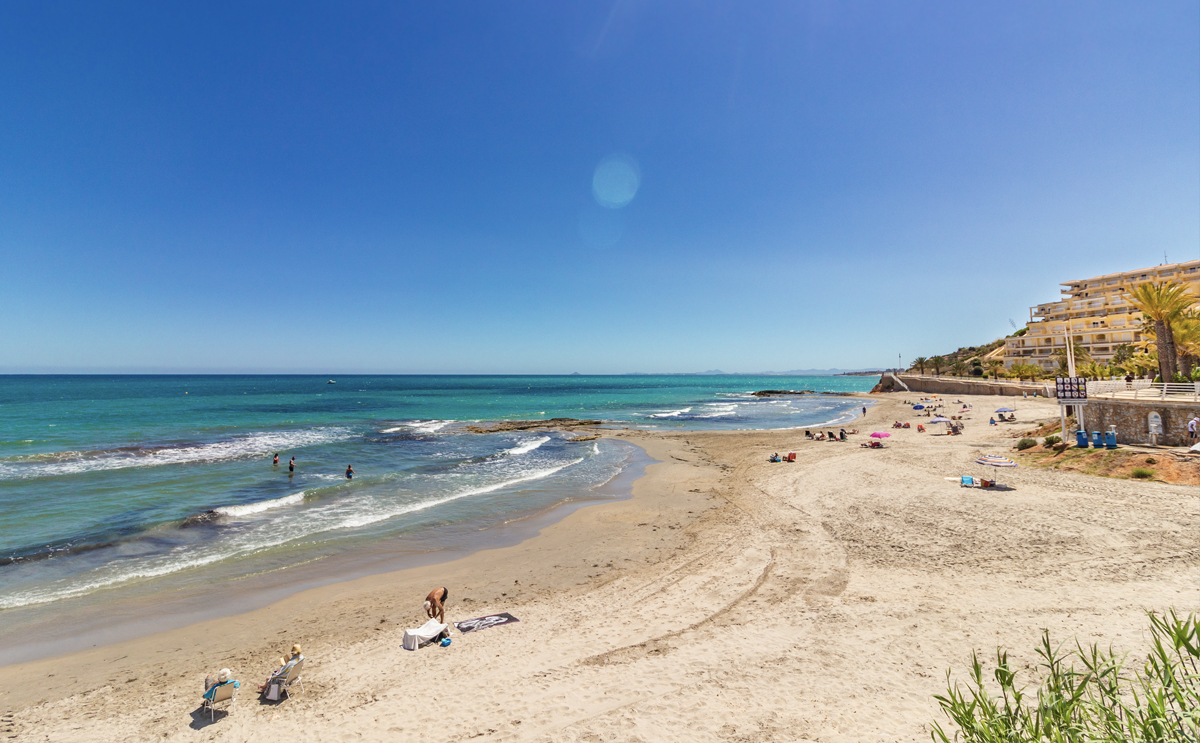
873;374;1049;397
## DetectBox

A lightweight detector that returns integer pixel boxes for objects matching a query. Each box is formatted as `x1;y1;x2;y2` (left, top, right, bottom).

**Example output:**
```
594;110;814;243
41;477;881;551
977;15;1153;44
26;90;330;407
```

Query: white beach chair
202;682;237;720
266;659;305;701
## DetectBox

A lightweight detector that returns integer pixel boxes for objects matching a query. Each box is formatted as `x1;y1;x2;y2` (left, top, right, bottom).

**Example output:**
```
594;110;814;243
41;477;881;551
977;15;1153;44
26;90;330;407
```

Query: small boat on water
327;380;336;384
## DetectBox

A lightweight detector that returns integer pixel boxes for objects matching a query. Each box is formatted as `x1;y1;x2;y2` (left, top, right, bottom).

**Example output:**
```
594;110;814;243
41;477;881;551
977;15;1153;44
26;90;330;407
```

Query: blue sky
1;1;1196;373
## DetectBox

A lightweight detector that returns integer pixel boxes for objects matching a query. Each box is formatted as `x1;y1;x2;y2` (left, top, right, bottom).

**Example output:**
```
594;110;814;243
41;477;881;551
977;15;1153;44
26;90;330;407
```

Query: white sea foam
379;426;405;433
215;493;306;518
333;458;585;531
0;457;587;609
649;407;691;418
407;420;453;433
504;436;550;456
0;428;354;481
694;402;738;418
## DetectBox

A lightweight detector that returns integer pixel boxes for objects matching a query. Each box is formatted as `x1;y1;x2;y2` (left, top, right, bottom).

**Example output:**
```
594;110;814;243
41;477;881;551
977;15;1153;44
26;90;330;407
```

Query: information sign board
1056;377;1087;401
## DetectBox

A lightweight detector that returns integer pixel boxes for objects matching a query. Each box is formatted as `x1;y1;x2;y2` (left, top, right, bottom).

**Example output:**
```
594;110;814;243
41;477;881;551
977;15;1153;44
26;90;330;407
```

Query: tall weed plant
932;610;1199;742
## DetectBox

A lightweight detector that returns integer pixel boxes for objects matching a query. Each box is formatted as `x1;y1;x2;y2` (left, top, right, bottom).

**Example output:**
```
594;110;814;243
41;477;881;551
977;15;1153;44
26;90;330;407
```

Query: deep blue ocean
0;375;874;615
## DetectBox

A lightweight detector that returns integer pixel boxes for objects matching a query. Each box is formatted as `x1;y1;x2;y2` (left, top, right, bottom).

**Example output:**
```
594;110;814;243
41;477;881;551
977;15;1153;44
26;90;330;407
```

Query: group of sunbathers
803;428;855;441
201;586;453;714
203;644;305;704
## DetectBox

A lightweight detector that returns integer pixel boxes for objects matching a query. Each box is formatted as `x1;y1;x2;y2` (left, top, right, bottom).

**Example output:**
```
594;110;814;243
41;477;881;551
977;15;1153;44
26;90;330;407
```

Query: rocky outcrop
465;418;603;433
751;390;854;397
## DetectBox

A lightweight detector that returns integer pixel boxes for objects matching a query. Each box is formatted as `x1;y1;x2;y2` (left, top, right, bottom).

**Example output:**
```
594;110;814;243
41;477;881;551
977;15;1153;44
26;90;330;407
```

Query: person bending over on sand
424;586;449;624
258;645;303;693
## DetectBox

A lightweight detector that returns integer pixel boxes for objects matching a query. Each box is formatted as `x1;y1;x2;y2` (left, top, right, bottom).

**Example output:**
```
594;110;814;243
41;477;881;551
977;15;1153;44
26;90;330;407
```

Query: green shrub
1043;435;1061;447
1131;468;1154;479
932;609;1200;743
1145;457;1157;464
1015;438;1037;451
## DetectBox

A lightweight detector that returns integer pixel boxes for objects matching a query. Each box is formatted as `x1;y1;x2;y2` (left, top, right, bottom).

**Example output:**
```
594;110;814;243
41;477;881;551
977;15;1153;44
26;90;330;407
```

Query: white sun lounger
403;619;449;650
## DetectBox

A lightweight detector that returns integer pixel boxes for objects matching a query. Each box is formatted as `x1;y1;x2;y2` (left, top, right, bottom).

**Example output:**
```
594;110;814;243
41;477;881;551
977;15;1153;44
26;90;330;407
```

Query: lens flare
592;154;640;208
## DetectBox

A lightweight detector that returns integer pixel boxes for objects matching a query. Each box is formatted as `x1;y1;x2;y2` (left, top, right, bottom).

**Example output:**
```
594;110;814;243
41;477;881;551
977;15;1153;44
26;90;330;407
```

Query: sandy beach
3;391;1196;742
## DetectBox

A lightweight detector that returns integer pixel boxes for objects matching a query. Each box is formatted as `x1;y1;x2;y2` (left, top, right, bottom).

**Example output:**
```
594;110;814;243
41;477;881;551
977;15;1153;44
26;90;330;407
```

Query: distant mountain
621;368;881;376
755;368;880;375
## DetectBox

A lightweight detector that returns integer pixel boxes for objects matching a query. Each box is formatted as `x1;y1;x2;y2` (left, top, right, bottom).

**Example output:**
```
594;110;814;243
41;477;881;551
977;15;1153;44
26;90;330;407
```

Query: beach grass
932;610;1200;743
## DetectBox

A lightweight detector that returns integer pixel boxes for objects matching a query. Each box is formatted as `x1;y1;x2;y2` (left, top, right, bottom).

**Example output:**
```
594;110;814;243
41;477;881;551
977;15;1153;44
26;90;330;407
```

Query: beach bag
265;681;281;701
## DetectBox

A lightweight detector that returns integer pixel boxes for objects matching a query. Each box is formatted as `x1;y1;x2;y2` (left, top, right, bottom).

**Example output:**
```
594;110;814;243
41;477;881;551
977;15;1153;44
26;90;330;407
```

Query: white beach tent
402;618;449;650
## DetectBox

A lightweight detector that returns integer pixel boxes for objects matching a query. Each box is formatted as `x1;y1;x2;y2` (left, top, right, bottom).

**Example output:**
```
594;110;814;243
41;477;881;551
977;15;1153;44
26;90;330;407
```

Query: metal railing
1086;380;1200;402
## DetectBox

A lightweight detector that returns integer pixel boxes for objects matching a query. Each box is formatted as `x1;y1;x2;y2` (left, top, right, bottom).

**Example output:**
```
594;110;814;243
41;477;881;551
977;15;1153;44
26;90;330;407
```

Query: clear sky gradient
1;2;1196;373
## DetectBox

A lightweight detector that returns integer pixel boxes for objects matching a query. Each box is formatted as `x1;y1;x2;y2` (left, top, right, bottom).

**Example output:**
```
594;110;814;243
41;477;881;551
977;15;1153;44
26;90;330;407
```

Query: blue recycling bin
1075;431;1089;448
1091;431;1102;448
1104;431;1117;449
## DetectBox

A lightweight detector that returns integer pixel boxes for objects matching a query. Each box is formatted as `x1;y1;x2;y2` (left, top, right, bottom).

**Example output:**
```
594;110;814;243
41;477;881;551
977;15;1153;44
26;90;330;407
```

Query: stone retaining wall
1081;398;1200;447
882;375;1048;397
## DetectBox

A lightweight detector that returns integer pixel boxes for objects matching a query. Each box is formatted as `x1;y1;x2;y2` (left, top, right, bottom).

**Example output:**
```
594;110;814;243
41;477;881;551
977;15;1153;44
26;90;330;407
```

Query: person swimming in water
345;465;354;480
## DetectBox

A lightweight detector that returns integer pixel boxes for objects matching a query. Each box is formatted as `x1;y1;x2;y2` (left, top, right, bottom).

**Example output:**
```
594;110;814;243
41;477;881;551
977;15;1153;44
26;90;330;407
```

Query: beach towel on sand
454;613;520;634
402;619;449;650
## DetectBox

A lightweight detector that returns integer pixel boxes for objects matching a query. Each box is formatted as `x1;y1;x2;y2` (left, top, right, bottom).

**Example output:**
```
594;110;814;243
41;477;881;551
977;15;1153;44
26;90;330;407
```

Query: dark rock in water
181;510;223;527
466;418;603;433
752;390;815;397
753;389;854;397
566;434;601;442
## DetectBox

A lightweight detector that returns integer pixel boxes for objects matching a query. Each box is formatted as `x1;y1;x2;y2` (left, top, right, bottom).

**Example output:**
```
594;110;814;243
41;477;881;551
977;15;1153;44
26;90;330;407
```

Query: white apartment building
1004;259;1200;371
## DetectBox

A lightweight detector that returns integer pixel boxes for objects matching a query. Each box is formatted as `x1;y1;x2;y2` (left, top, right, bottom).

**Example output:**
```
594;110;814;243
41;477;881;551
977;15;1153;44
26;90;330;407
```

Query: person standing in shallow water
272;453;279;466
345;465;354;480
288;456;295;473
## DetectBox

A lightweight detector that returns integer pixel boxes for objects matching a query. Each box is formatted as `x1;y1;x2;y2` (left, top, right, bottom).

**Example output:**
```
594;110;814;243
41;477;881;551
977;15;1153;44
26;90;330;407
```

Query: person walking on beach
1188;416;1198;441
861;406;866;417
424;587;449;624
288;456;295;473
345;465;354;480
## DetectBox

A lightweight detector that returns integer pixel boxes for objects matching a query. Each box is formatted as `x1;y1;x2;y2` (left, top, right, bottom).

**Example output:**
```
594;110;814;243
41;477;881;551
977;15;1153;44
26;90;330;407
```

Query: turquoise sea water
0;375;875;616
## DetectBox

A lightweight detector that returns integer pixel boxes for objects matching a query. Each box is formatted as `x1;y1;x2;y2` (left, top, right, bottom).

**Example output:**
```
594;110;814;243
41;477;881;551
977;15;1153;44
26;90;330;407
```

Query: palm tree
1079;361;1110;381
1171;309;1200;379
1124;280;1194;381
1050;343;1091;377
1012;363;1044;381
930;356;945;376
985;359;1004;379
912;357;928;375
949;359;967;376
1127;352;1159;378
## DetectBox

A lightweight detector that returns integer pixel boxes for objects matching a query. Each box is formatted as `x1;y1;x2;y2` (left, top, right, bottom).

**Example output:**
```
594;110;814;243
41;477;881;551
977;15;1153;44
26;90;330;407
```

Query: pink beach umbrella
869;432;891;439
